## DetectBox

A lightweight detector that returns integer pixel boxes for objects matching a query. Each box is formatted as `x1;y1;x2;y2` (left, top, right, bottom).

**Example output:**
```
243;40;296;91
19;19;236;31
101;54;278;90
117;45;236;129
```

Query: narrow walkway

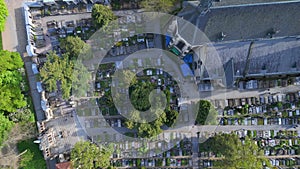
191;137;199;168
24;58;46;122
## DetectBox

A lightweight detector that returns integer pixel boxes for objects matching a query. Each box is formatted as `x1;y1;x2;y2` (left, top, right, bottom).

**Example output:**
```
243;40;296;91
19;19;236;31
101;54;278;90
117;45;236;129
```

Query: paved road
2;0;19;51
2;0;27;53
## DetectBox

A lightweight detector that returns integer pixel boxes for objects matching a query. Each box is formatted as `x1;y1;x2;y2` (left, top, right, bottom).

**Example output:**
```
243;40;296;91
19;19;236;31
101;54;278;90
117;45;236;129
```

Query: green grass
17;138;46;169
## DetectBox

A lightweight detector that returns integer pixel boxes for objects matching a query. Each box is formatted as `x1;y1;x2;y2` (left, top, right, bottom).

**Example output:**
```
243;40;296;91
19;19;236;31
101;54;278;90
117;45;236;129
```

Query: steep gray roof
178;1;300;42
203;37;300;80
212;0;297;7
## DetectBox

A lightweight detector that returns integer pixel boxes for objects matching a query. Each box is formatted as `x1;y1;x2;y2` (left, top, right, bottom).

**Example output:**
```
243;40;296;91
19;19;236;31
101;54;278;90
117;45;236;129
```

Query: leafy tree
0;50;26;113
165;109;178;127
164;88;171;111
0;71;27;112
60;36;91;60
40;52;73;98
0;50;23;71
205;107;218;125
124;110;140;129
40;52;90;99
140;0;177;13
0;50;31;147
71;141;112;169
40;52;62;92
91;4;115;29
138;122;157;137
116;69;137;87
8;107;34;123
195;100;217;125
130;81;154;111
124;72;180;137
0;113;13;146
72;61;91;98
125;120;135;130
125;108;167;138
202;133;271;169
0;0;8;31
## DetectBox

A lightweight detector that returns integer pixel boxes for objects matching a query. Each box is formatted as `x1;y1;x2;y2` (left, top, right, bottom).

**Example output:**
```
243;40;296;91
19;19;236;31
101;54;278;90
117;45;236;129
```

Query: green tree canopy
91;4;115;29
40;52;72;97
60;36;91;60
165;109;178;127
71;141;113;169
125;73;179;138
201;133;272;169
8;107;34;123
0;50;26;113
124;110;140;130
0;113;13;146
0;0;8;31
125;108;167;138
40;52;90;99
72;60;91;98
130;81;154;111
195;100;218;125
140;0;178;13
0;50;23;71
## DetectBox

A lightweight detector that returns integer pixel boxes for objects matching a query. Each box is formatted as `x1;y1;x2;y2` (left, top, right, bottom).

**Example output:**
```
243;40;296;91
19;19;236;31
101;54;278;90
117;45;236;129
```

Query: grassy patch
17;138;46;169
